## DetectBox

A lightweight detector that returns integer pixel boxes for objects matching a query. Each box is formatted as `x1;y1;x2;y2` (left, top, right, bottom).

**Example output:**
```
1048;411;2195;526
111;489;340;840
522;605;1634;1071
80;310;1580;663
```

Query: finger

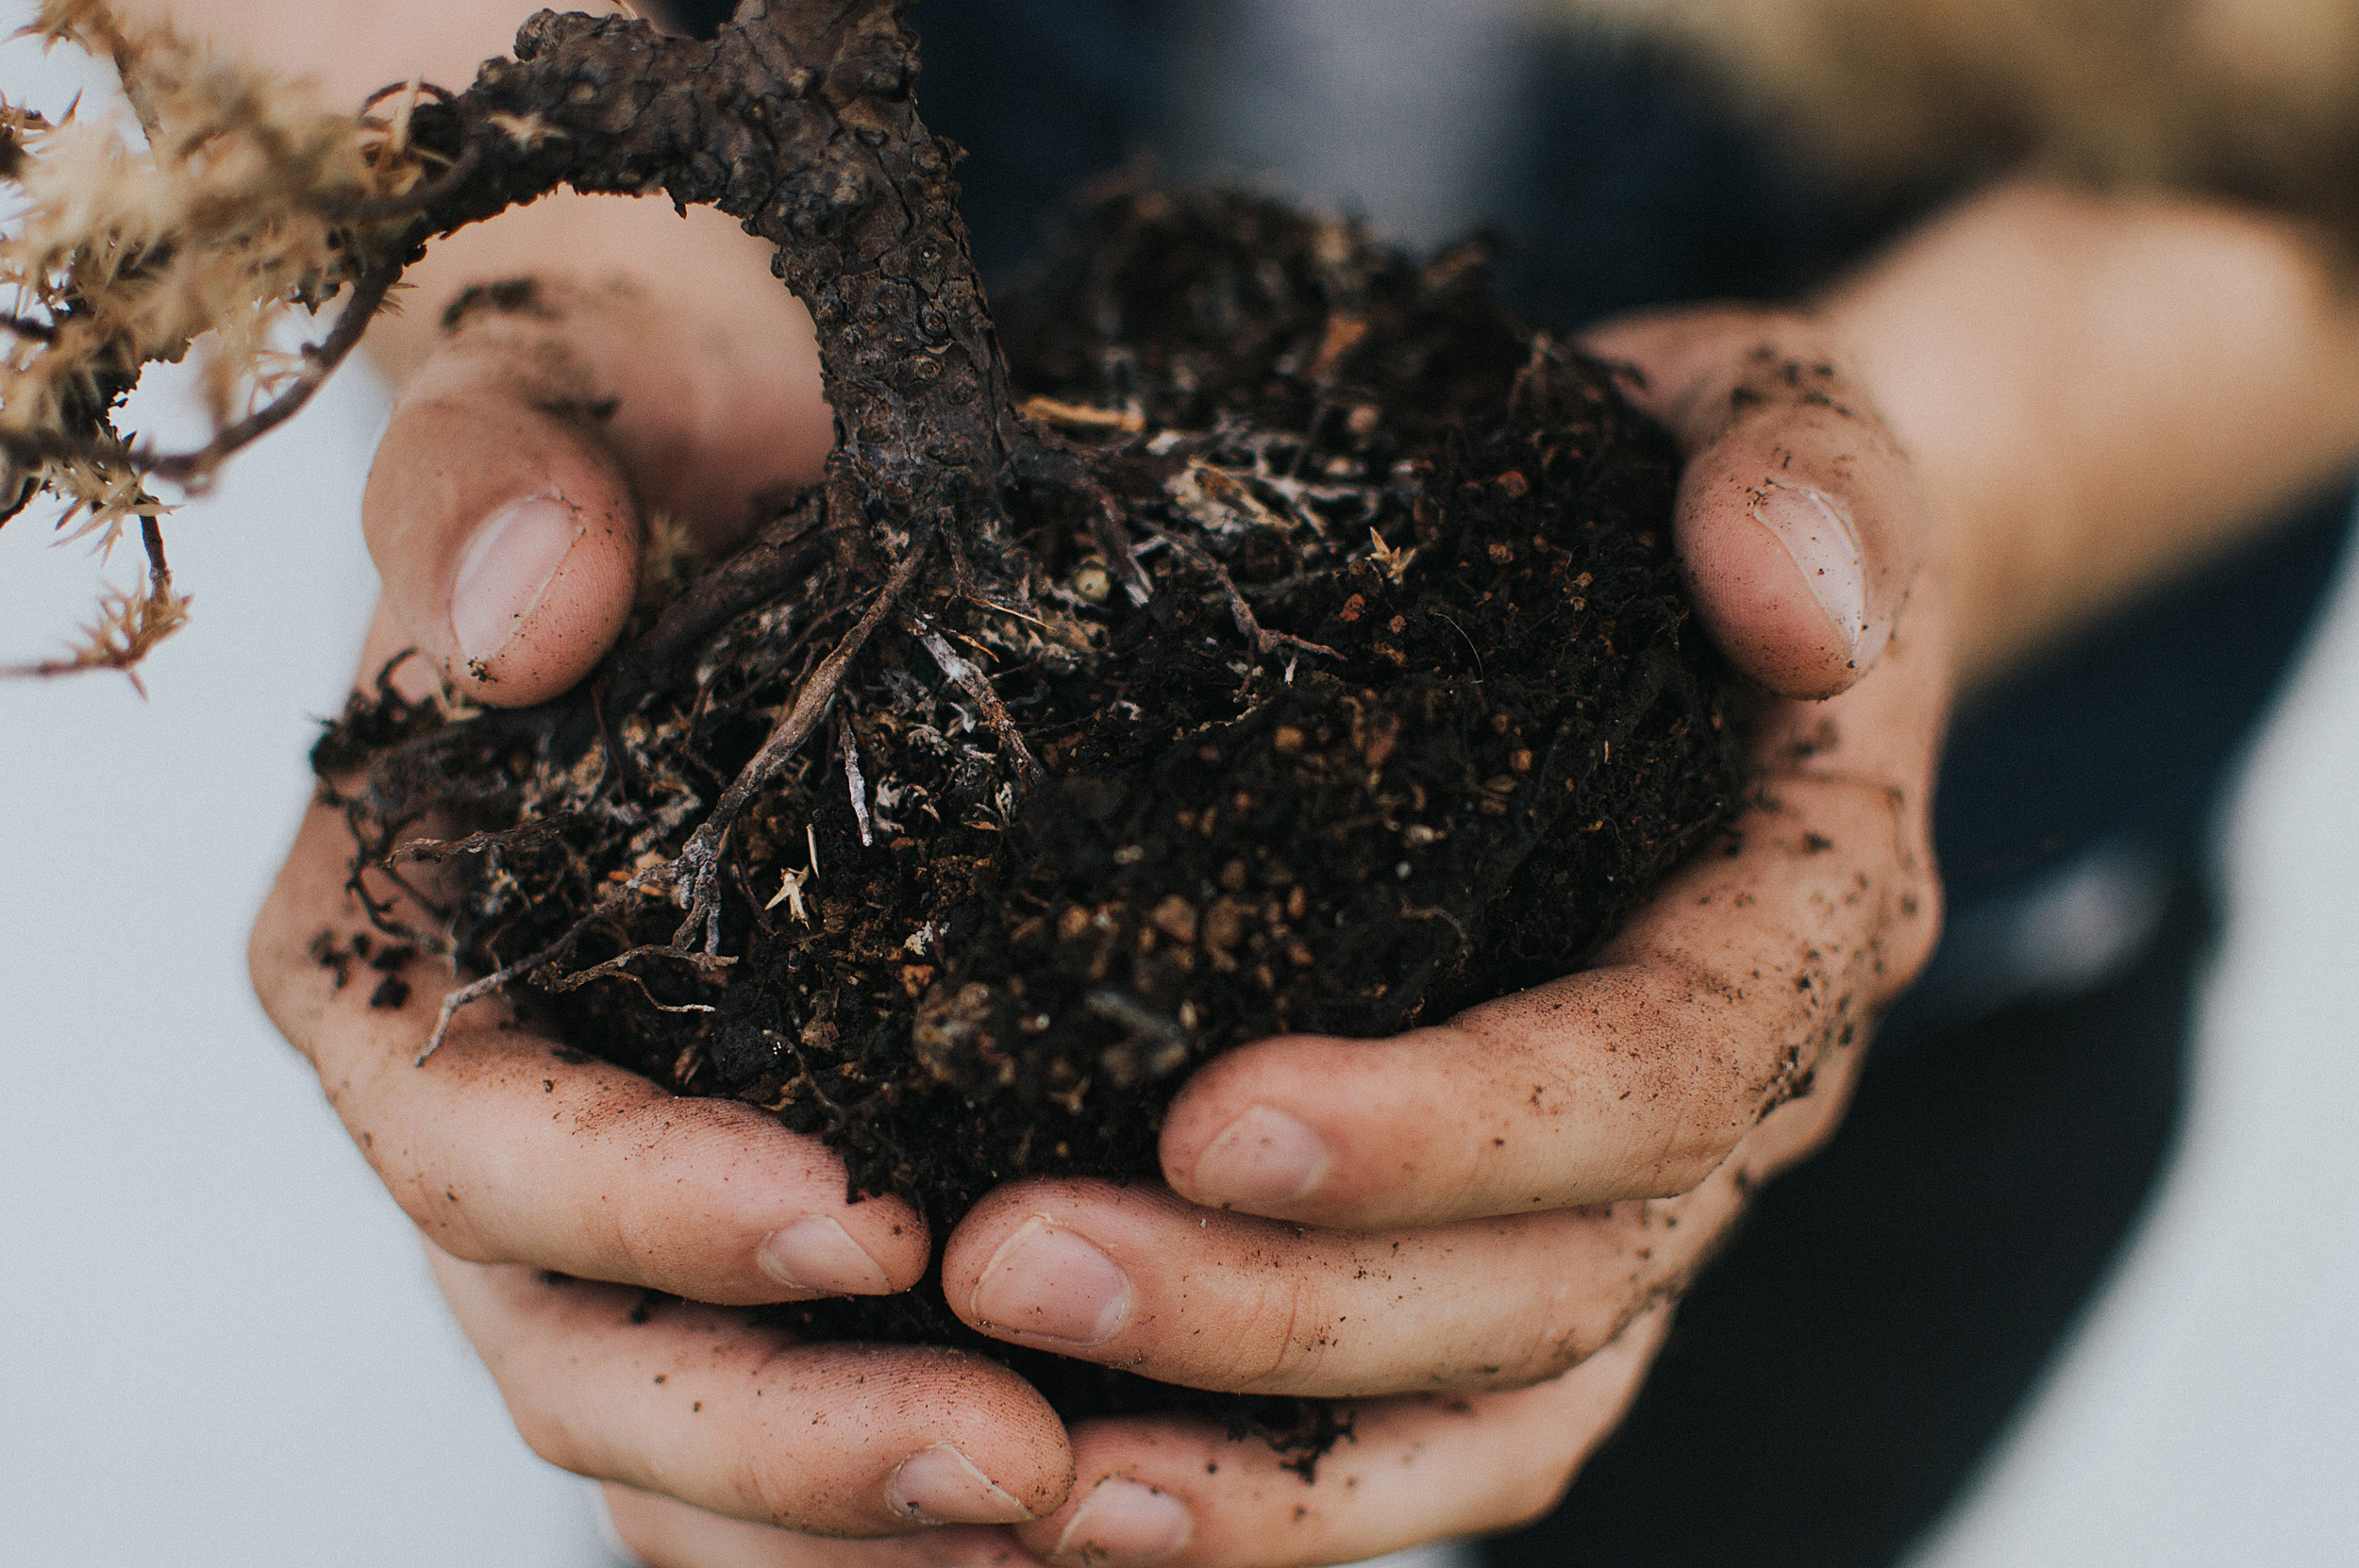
1582;308;1923;698
1013;1308;1669;1568
365;249;830;707
601;1484;1044;1568
362;335;641;706
252;619;929;1304
1156;786;1919;1226
430;1252;1072;1537
1158;602;1949;1229
942;1165;1739;1397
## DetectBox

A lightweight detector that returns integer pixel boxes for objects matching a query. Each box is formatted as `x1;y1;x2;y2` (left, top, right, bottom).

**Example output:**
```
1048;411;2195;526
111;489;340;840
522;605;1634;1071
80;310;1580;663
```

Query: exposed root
417;918;589;1066
605;499;830;715
539;942;728;1002
1018;441;1153;605
669;525;937;951
1141;521;1342;665
905;613;1043;785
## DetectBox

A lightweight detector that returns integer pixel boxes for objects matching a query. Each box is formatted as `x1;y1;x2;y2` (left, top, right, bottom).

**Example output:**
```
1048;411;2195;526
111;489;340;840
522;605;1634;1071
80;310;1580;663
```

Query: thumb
362;273;832;708
1581;307;1924;699
363;347;641;707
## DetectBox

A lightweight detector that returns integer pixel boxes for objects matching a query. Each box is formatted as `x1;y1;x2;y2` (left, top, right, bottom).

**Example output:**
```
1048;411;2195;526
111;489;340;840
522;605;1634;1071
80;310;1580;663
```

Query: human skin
151;0;2359;1562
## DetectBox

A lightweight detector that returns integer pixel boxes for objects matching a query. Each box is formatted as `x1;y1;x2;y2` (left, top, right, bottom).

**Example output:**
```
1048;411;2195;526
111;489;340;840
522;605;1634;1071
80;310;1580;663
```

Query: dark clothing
1484;852;2217;1568
670;3;2355;1559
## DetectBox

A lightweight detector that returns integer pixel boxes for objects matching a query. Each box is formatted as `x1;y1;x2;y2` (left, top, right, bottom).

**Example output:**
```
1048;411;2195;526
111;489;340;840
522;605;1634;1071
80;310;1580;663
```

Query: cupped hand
556;308;1944;1568
910;308;1949;1565
260;266;1943;1564
591;1304;1667;1567
250;228;1075;1542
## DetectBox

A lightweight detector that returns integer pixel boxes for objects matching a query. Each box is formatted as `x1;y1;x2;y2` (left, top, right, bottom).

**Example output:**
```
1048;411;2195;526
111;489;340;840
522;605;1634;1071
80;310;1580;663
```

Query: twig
669;525;936;950
387;814;578;863
1020;394;1145;434
904;611;1042;785
1140;522;1341;664
838;715;874;847
315;142;484;225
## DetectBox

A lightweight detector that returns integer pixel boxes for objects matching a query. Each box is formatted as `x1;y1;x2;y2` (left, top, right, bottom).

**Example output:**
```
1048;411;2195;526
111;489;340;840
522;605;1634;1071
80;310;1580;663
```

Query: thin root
839;714;875;846
670;525;937;950
905;612;1043;784
1143;522;1340;664
417;921;589;1066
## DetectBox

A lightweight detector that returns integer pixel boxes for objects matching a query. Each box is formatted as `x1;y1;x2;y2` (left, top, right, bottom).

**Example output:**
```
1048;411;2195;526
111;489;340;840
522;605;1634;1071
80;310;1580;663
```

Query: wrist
1820;174;2359;692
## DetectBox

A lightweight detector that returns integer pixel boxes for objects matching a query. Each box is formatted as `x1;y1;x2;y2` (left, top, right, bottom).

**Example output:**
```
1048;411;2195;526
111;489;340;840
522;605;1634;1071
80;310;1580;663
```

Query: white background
3;13;2354;1565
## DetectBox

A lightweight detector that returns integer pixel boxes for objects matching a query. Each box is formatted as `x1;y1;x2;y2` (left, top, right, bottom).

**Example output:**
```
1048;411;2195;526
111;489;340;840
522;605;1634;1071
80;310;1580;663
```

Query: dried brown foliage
1;0;435;676
1575;0;2359;251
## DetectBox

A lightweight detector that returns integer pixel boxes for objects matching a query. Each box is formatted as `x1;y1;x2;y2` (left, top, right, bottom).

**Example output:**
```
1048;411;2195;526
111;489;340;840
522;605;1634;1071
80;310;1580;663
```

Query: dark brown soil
319;179;1743;1461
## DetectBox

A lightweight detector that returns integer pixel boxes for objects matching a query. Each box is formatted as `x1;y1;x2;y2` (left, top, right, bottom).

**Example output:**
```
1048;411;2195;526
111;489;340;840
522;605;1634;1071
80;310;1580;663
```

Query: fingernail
1750;480;1866;659
971;1217;1132;1347
1190;1105;1330;1209
887;1442;1035;1526
756;1216;895;1296
1052;1478;1192;1565
452;495;581;667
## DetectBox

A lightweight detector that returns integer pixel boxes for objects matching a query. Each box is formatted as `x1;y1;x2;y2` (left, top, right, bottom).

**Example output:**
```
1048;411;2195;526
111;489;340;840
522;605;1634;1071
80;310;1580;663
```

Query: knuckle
740;1441;860;1535
1648;1136;1740;1199
1217;1271;1331;1393
394;1168;501;1260
597;1176;687;1287
504;1389;589;1476
1480;1445;1584;1535
1498;1285;1615;1390
592;1102;768;1287
742;1461;804;1531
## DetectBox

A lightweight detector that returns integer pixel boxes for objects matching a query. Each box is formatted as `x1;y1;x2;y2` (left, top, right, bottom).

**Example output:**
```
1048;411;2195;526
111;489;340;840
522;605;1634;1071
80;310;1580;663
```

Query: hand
260;255;1943;1562
577;306;1948;1566
897;306;1949;1565
260;287;1937;1563
249;219;1076;1543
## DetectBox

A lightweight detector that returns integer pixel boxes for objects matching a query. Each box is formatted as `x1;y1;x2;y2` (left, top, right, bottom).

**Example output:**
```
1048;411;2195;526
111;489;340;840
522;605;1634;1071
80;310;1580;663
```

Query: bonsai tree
1;0;1749;1444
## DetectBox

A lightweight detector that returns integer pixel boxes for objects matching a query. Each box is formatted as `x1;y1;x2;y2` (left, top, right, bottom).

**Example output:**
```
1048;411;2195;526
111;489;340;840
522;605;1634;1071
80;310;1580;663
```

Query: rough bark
404;1;1024;558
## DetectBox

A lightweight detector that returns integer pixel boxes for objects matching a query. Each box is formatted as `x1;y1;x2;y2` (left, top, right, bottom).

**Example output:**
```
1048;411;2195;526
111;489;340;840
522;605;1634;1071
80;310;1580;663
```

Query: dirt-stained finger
364;340;644;706
248;606;929;1304
939;1147;1765;1399
600;1484;1046;1568
429;1252;1073;1539
1584;308;1923;699
251;779;931;1304
363;246;831;707
1011;1307;1670;1568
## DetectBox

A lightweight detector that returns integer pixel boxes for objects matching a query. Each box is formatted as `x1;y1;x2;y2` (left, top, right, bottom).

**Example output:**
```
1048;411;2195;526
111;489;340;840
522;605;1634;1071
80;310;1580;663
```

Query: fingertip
447;487;638;704
1156;1034;1340;1213
363;389;641;709
889;1349;1079;1526
1023;1474;1195;1567
754;1213;909;1299
1580;306;1925;700
1677;466;1883;699
1158;1032;1441;1225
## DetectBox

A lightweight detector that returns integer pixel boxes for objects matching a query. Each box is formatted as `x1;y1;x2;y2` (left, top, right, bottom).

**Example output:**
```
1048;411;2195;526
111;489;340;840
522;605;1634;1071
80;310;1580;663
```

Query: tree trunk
410;1;1023;554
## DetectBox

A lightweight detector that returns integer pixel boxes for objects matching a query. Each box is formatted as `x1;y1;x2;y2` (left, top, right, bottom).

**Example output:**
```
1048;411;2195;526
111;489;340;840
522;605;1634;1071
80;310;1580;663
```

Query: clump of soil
321;179;1742;1460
